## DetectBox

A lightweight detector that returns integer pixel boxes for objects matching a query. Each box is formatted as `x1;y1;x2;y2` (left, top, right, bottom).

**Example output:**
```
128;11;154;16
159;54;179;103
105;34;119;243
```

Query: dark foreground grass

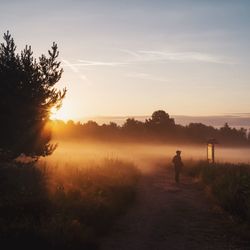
186;161;250;224
0;159;140;250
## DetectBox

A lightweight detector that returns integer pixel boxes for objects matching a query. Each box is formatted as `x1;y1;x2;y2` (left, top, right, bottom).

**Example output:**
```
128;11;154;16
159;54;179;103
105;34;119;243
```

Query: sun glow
50;107;73;121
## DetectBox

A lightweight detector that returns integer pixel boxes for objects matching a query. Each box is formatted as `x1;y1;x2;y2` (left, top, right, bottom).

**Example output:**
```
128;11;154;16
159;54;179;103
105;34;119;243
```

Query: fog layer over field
42;141;250;172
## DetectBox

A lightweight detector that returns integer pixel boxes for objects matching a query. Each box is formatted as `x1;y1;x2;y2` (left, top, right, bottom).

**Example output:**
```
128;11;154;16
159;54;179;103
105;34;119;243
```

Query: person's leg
175;169;179;183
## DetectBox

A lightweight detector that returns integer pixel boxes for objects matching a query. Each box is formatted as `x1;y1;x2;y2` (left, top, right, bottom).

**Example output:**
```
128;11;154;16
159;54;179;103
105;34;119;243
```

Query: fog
41;141;250;172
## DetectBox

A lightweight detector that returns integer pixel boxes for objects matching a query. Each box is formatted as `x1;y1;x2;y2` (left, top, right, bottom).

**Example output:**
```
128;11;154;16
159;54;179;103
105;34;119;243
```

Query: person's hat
176;150;181;154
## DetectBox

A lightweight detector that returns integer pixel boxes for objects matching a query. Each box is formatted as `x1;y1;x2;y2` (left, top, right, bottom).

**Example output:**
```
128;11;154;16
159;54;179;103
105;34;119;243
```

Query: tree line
51;110;250;146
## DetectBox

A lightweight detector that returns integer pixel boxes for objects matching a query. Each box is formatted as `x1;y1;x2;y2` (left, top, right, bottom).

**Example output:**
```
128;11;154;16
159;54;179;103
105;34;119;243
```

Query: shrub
187;161;250;223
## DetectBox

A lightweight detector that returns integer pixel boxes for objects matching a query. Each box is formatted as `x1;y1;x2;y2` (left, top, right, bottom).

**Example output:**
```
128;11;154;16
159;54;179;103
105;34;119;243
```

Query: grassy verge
0;158;140;250
185;161;250;224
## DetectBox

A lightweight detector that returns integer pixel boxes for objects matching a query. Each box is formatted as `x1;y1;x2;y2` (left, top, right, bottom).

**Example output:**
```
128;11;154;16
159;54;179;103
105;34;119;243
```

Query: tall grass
0;158;140;249
186;161;250;223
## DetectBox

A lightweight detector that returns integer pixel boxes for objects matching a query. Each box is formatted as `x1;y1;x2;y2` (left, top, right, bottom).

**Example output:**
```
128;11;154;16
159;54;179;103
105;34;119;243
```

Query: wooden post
211;143;215;163
207;138;217;164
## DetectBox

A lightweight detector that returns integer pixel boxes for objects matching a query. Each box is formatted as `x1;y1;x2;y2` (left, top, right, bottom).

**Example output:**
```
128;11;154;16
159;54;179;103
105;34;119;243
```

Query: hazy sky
1;0;250;120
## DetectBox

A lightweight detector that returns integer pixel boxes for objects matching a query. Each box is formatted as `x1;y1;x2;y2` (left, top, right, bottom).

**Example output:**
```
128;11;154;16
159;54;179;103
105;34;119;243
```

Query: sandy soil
100;164;250;250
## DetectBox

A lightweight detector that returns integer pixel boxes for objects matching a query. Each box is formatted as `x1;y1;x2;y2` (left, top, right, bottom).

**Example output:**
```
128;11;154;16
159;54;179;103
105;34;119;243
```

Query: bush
186;161;250;223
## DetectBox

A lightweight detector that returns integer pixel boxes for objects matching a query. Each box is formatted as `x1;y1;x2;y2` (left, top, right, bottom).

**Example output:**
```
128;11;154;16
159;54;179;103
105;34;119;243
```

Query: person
172;150;183;183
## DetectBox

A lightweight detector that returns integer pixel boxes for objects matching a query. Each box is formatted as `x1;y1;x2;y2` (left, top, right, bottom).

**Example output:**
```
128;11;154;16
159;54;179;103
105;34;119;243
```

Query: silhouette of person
172;150;183;183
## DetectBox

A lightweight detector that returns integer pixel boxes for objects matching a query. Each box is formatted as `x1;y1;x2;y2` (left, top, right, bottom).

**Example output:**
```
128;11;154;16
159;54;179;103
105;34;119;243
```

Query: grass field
0;158;140;250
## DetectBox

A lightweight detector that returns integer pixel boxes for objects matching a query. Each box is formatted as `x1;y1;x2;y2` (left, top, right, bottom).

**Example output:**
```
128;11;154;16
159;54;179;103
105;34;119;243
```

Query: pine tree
0;31;66;160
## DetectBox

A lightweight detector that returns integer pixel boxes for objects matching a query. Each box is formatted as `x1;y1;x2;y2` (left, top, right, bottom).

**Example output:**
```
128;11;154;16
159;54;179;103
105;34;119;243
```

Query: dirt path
100;164;249;250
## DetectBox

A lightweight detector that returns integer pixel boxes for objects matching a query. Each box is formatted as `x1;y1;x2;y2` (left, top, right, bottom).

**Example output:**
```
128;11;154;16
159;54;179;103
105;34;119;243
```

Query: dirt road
100;164;249;250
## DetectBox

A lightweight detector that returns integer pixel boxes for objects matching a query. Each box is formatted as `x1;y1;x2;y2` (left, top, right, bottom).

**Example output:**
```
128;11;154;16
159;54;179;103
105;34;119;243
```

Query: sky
0;0;250;121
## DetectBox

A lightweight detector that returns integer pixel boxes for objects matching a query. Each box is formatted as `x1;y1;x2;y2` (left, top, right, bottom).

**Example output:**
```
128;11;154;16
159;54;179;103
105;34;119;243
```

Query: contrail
61;58;92;85
78;60;127;66
62;59;79;72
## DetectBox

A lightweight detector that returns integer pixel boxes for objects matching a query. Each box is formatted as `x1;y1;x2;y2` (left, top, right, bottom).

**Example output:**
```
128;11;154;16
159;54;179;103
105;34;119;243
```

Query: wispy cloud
138;50;231;64
118;49;141;59
72;49;232;69
126;72;168;82
61;58;92;85
125;49;232;64
61;49;232;81
62;59;79;72
78;60;127;67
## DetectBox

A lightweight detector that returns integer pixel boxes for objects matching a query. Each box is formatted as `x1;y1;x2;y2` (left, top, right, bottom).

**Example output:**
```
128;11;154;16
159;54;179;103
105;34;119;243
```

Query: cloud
123;49;232;64
126;72;168;82
62;49;232;73
78;60;127;67
61;58;92;85
118;49;141;59
138;50;231;64
62;59;79;72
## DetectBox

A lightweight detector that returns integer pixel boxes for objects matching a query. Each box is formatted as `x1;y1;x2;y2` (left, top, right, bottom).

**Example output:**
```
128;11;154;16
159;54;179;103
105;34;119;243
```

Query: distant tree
122;118;145;138
220;122;230;132
123;118;143;130
108;122;118;129
0;31;66;160
101;122;120;139
145;110;175;134
186;123;216;143
84;120;99;129
67;120;75;127
148;110;175;126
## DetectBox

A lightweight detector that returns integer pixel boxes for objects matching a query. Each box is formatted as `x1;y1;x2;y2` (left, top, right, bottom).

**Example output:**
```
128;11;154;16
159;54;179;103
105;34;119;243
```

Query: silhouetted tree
145;110;175;140
0;31;66;160
123;118;143;131
67;120;75;127
120;118;145;140
146;110;175;127
186;123;216;142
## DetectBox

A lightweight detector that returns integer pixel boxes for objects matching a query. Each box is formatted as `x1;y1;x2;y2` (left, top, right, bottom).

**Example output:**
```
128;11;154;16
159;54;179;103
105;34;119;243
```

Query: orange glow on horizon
50;106;73;121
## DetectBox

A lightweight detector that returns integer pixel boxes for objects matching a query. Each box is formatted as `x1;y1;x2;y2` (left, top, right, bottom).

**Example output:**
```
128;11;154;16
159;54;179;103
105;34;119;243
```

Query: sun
50;106;72;121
